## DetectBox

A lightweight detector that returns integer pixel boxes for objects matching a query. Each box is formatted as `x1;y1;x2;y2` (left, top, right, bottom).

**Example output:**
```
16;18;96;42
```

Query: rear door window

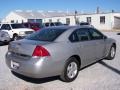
69;28;90;42
76;29;90;41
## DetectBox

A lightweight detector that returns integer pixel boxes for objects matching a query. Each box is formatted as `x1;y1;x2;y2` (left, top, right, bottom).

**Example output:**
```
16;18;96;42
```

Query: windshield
11;24;25;29
25;28;66;41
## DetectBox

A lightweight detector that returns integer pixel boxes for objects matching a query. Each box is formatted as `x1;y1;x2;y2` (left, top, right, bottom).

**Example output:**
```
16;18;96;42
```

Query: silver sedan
6;26;116;82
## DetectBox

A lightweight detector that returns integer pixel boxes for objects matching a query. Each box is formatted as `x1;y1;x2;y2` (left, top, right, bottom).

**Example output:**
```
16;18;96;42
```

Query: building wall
2;12;27;23
44;13;115;30
3;11;120;30
44;15;76;25
77;13;113;30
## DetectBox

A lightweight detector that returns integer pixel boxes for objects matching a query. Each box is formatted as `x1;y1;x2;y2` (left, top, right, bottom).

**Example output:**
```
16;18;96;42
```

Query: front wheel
105;45;116;60
12;34;18;41
60;57;79;82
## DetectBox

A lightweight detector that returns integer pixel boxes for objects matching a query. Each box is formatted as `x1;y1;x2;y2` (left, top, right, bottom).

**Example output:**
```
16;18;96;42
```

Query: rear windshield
25;28;66;41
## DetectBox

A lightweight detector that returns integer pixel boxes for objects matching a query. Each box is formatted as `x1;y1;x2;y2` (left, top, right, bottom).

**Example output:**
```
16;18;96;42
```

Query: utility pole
74;10;77;25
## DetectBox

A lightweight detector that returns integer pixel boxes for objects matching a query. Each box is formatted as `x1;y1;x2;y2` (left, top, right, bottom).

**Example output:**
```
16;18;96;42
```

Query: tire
60;57;79;82
105;45;116;60
12;34;18;41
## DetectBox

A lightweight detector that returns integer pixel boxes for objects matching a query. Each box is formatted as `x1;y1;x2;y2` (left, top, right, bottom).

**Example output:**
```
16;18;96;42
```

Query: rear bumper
5;52;62;78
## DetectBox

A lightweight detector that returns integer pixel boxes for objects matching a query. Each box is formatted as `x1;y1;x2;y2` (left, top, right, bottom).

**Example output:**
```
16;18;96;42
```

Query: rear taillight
32;46;50;57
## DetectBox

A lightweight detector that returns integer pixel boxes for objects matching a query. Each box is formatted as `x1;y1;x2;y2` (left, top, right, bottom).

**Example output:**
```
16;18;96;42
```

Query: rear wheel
60;57;79;82
105;45;116;60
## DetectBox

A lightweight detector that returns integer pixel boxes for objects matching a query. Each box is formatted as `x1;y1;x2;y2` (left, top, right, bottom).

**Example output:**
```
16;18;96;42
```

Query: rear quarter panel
43;42;80;75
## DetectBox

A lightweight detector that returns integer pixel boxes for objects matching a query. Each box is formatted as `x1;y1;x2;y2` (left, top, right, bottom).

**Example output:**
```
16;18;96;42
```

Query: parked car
0;23;34;42
22;22;42;31
6;26;116;82
43;22;64;27
79;22;93;27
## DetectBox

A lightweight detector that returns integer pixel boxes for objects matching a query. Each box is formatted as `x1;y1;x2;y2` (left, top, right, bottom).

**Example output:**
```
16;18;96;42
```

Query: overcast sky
0;0;119;18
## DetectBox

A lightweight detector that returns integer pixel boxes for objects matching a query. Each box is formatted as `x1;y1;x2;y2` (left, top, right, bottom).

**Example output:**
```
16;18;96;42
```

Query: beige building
2;10;120;30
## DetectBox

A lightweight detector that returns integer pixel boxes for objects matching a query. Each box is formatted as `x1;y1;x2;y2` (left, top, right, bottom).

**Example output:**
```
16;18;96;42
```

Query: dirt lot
0;32;120;90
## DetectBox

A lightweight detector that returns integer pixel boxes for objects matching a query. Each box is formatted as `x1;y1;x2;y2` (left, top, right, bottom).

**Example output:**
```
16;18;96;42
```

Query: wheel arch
69;55;81;69
13;33;18;36
112;43;116;49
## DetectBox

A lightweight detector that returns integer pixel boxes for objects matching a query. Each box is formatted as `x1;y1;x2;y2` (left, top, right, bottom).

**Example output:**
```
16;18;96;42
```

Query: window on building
66;18;70;25
76;18;80;25
16;20;18;23
57;19;60;22
100;16;105;24
11;20;14;23
87;17;91;23
49;19;52;23
22;20;24;23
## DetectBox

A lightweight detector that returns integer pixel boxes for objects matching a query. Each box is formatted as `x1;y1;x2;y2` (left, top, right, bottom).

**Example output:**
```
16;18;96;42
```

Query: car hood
12;28;34;31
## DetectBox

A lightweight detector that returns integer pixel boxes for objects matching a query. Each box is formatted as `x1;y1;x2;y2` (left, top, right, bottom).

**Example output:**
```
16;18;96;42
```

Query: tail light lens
32;46;50;57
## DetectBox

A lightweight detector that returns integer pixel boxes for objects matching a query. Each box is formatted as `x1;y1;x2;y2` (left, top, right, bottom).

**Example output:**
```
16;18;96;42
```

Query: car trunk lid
8;39;51;57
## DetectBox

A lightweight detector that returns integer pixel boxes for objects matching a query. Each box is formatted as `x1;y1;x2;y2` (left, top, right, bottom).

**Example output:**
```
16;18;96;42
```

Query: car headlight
19;31;25;35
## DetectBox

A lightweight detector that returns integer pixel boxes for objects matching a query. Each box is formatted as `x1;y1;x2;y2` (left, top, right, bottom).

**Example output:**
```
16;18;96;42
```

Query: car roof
0;23;21;25
42;25;94;30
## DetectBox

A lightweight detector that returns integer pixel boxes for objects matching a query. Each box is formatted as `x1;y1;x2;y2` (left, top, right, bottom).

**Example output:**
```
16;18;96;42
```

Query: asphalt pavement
0;32;120;90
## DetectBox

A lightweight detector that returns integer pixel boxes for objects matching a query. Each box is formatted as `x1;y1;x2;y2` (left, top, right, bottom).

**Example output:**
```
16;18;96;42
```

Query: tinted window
55;22;62;26
23;23;29;27
76;29;90;41
25;28;66;41
69;31;79;42
1;24;11;30
11;24;25;29
80;22;89;25
45;23;49;27
69;28;90;42
89;28;103;40
50;23;54;26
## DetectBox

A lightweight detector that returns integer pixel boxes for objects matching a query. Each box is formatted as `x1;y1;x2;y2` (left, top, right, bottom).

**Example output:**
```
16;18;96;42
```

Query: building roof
8;10;120;20
13;10;76;19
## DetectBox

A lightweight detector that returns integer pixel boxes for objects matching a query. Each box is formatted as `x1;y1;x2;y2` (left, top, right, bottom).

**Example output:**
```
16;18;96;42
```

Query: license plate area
11;60;20;69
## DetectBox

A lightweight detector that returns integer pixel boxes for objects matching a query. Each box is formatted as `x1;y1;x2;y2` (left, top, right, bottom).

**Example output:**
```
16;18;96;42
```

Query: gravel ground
0;32;120;90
